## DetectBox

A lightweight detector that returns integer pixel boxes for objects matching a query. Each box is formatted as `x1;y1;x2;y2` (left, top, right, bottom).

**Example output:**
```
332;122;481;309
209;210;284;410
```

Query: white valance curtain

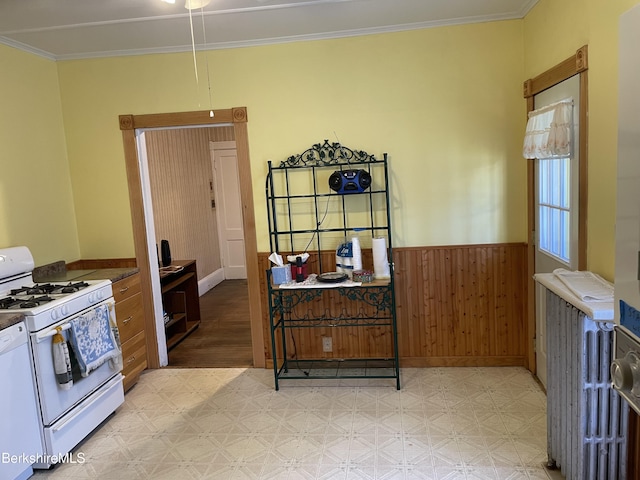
522;99;573;159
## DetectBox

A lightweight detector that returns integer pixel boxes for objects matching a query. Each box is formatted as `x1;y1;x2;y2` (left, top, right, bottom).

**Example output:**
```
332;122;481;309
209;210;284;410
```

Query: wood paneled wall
145;128;223;280
259;243;528;367
207;126;235;142
627;409;640;479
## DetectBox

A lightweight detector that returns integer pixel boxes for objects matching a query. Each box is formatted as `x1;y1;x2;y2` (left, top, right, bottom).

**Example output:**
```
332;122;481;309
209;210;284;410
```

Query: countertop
0;312;24;331
1;265;139;331
534;272;614;321
34;267;138;284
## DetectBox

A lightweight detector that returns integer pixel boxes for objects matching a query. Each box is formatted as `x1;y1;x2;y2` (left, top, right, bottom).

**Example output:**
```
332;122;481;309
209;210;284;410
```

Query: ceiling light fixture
185;0;211;10
161;0;211;9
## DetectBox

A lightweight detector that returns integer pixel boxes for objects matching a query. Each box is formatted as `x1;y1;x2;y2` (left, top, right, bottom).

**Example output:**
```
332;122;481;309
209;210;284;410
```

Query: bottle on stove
52;326;73;390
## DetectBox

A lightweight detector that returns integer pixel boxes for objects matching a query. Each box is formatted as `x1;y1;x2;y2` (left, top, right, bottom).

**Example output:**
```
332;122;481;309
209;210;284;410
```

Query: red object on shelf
290;262;308;282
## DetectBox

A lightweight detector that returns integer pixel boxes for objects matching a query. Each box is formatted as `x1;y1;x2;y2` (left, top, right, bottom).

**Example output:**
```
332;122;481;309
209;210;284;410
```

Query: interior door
211;141;247;279
534;74;580;388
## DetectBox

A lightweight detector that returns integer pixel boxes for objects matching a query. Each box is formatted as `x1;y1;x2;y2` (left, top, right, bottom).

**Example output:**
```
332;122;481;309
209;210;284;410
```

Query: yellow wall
0;44;80;265
524;0;640;281
57;20;527;256
7;1;636;274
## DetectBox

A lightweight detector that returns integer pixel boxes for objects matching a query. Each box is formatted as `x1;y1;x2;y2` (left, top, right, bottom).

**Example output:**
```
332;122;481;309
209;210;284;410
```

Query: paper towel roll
372;237;390;279
351;236;362;271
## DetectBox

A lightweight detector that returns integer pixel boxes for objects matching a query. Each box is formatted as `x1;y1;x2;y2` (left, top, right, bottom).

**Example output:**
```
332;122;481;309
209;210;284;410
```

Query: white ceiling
0;0;538;61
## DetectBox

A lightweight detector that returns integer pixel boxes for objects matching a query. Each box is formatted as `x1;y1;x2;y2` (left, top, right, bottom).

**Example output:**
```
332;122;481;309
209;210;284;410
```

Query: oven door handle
36;323;71;343
34;297;115;344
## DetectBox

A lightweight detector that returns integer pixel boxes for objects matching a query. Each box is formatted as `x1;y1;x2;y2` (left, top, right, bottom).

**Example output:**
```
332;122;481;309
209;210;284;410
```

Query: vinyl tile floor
32;367;557;480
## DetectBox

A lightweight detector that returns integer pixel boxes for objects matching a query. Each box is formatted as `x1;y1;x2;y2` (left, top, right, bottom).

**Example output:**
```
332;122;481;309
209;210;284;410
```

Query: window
538;157;571;264
524;95;576;269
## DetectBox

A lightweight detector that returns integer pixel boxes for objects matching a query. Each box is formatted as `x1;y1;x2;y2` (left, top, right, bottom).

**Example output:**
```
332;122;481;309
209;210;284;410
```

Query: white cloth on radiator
552;268;614;302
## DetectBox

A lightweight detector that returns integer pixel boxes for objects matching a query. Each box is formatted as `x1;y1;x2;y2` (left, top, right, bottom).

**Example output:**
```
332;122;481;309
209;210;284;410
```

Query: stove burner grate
19;295;55;308
10;281;90;296
11;286;49;295
0;297;23;310
0;295;55;310
60;281;90;293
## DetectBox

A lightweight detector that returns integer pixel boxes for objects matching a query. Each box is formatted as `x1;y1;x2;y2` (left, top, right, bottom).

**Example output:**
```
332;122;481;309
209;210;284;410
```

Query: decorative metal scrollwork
284;310;394;328
270;286;393;318
279;139;377;168
271;289;324;313
338;287;393;311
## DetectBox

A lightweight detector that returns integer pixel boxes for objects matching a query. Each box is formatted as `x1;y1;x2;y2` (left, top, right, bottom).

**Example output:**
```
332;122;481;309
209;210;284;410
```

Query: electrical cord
292;190;332;376
302;193;332;254
289;329;310;376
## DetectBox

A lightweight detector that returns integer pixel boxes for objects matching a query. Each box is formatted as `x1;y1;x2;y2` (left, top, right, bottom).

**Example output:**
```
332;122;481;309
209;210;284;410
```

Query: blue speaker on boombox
328;169;372;194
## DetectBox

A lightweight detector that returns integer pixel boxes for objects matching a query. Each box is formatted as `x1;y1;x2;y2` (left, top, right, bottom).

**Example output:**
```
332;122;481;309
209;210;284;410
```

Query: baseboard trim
400;356;526;367
198;269;224;296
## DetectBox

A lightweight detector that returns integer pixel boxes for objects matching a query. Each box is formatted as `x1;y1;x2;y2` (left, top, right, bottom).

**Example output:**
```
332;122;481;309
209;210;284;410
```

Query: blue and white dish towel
68;301;123;377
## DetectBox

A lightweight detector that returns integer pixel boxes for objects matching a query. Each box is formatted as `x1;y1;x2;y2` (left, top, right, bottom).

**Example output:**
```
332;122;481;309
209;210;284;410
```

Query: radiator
546;290;628;480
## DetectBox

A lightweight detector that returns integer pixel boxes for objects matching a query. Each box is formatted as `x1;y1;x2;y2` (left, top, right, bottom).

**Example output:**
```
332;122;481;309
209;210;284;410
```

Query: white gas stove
0;246;124;469
0;275;113;332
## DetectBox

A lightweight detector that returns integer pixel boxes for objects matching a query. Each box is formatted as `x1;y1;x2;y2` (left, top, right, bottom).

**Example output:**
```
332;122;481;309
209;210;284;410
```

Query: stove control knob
612;352;640;393
612;359;634;391
61;304;69;317
50;308;60;322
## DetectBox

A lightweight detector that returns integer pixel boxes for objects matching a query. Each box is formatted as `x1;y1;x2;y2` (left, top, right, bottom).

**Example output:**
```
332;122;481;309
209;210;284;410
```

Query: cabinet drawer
122;331;147;379
115;293;144;344
112;273;141;303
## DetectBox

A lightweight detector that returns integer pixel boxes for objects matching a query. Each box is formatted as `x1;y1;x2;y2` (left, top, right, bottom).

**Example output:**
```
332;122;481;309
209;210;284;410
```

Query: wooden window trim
523;45;588;373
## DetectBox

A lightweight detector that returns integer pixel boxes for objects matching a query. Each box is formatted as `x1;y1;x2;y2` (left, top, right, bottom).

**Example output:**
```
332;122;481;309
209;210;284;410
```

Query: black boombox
328;169;372;194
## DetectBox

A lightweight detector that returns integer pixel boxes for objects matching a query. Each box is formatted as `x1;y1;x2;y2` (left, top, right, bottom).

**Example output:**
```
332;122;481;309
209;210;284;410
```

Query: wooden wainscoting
259;243;528;367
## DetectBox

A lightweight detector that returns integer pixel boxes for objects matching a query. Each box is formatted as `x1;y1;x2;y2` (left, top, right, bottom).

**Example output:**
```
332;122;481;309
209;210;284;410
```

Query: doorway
532;75;580;389
142;127;251;367
523;46;589;380
211;140;247;280
119;108;264;370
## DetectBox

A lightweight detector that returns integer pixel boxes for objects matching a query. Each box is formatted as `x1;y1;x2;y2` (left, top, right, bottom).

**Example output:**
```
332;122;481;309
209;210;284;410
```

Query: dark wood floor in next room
168;279;253;368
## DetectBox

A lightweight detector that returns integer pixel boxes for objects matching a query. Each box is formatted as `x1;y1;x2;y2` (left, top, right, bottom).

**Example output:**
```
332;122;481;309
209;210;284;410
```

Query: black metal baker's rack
265;140;399;390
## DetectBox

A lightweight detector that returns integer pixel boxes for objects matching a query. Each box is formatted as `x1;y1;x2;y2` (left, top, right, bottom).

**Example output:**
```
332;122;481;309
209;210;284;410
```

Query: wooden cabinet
113;272;147;392
160;260;201;350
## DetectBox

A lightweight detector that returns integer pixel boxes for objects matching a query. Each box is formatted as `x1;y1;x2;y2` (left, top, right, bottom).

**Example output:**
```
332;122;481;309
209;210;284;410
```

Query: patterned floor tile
31;367;554;480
